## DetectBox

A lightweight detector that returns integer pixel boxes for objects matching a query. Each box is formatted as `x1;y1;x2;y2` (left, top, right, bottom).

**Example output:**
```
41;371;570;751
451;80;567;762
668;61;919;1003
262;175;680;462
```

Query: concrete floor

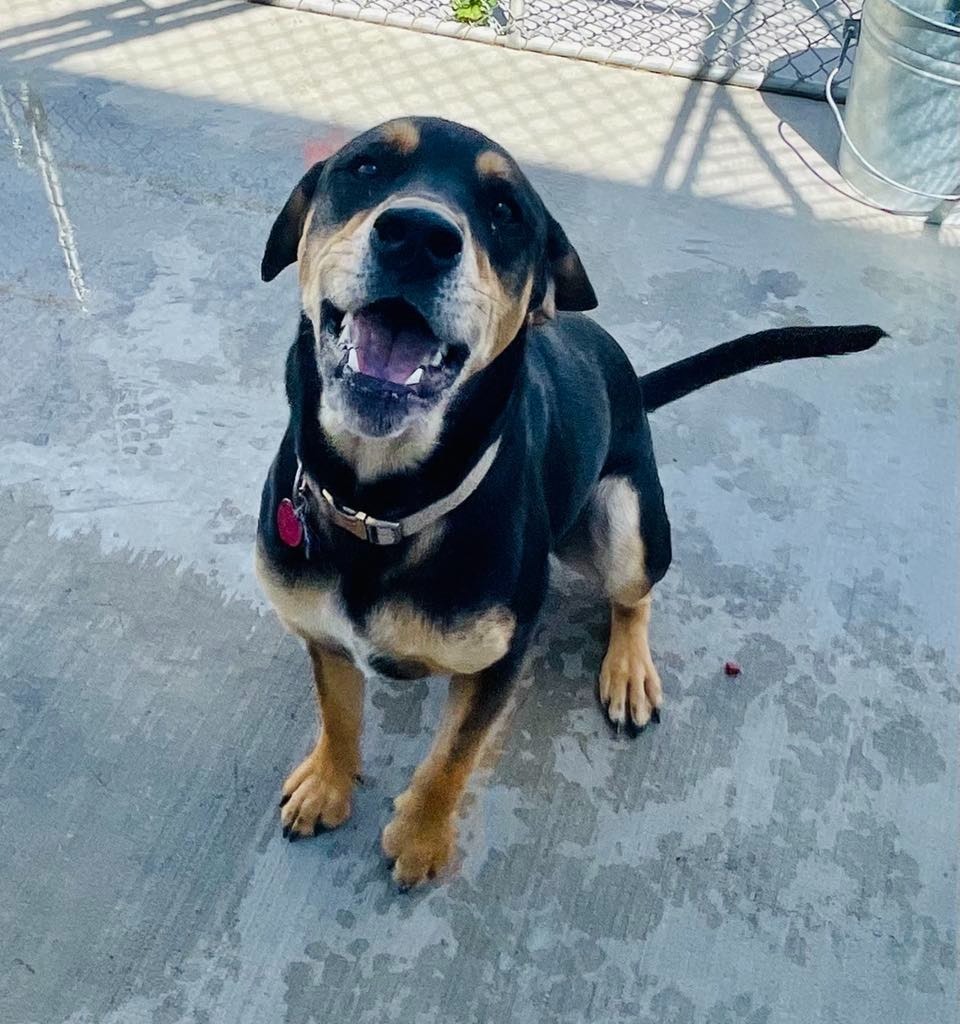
1;3;957;1023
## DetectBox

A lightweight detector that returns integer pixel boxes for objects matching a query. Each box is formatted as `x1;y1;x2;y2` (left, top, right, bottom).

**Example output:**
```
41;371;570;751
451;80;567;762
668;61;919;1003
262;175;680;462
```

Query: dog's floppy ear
261;161;325;282
547;214;597;312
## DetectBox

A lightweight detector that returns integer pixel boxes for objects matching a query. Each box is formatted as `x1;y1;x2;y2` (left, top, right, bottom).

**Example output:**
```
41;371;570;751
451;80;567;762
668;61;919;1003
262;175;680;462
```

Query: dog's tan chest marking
368;602;515;676
256;546;514;676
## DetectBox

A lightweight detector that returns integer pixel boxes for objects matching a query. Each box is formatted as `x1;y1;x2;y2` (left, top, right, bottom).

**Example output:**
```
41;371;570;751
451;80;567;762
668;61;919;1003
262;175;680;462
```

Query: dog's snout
372;207;463;275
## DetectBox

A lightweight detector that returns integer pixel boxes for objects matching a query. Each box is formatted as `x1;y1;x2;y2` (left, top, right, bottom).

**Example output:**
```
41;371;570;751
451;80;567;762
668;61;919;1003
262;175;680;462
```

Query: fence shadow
0;0;253;67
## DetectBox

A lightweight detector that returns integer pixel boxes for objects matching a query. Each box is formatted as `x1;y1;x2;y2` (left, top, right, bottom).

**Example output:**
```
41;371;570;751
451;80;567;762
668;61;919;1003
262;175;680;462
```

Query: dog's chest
256;550;515;677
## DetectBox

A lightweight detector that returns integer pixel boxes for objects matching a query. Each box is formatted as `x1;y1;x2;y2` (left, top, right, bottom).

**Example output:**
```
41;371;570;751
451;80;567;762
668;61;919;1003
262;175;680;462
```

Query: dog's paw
382;797;456;890
279;751;353;839
598;643;663;734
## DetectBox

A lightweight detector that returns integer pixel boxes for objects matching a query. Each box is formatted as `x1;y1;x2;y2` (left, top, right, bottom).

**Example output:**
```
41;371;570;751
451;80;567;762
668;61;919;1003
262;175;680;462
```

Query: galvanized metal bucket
837;0;960;213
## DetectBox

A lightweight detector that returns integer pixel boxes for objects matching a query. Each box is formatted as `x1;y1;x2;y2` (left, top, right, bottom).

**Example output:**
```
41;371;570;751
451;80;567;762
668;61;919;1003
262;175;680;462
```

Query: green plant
451;0;494;25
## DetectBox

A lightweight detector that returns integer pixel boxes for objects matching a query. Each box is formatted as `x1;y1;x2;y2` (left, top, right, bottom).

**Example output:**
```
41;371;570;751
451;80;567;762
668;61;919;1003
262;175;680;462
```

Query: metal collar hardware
319;490;404;545
293;436;502;548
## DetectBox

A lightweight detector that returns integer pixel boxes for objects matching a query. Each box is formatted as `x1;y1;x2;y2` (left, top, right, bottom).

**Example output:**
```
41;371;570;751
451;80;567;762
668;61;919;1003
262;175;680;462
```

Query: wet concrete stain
0;493;293;1024
872;711;946;786
623;267;810;341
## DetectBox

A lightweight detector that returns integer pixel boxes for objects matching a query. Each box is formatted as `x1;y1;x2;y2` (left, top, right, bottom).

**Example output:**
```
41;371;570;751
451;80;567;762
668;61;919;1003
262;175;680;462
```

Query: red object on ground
724;661;742;677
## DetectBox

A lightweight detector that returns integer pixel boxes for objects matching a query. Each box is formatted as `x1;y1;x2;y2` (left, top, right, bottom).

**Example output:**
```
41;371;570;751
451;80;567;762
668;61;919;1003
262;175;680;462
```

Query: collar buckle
319;489;403;546
294;436;500;548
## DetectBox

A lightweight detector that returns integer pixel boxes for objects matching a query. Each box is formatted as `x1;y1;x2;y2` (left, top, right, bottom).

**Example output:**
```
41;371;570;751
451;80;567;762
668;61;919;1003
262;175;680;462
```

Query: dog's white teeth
428;348;444;367
404;367;424;386
346;348;359;372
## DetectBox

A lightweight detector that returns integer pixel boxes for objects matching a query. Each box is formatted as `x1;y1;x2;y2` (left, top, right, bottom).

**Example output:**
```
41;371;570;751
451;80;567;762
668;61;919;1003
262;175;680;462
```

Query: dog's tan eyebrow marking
475;150;515;180
381;119;420;154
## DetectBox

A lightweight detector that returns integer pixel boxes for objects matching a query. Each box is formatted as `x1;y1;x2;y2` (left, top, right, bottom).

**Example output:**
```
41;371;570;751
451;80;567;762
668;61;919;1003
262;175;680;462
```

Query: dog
255;116;883;889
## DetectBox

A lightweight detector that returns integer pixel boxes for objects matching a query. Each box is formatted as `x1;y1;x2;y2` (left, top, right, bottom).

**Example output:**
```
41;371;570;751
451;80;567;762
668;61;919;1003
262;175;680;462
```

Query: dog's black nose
372;207;463;276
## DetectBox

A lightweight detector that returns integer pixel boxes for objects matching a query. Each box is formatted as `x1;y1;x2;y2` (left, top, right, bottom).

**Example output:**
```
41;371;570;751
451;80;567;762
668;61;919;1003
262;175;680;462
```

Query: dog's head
262;117;596;450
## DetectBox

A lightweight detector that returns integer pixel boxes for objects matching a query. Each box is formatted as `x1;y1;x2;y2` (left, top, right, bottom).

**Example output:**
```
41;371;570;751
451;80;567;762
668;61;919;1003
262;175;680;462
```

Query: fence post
506;0;524;47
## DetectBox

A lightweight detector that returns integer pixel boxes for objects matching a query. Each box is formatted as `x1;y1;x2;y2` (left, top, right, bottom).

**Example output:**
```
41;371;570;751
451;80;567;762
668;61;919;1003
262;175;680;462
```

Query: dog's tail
639;324;886;412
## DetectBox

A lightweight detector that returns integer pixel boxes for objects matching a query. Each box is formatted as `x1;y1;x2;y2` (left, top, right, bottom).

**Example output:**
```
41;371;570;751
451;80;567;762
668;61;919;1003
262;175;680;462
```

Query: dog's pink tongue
353;311;431;384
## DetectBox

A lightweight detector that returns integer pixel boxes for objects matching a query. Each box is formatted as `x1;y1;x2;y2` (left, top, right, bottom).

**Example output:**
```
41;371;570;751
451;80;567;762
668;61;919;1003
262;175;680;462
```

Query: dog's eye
491;200;518;227
353;159;378;177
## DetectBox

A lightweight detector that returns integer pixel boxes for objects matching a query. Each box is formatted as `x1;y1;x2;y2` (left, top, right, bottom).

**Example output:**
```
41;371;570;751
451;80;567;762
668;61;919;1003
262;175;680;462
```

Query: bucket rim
872;0;960;33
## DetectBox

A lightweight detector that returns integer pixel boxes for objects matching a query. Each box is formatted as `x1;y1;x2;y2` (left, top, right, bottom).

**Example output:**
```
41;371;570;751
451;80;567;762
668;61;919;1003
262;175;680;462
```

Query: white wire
826;65;960;203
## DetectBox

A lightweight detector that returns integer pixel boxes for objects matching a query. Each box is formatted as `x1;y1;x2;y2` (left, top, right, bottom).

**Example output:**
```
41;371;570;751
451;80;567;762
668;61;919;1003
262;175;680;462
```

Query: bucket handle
828;19;960;202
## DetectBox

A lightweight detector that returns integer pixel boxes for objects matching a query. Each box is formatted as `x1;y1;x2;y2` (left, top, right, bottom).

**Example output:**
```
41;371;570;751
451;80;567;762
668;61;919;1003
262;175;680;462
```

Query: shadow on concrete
0;0;254;66
763;84;842;166
0;0;855;230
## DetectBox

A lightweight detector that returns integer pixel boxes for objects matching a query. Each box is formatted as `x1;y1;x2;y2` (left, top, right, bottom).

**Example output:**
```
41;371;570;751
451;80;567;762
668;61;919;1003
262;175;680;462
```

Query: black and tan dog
255;116;882;889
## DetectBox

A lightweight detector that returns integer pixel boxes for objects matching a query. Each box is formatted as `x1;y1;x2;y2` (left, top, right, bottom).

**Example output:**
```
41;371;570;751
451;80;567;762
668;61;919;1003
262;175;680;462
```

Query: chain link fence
260;0;860;98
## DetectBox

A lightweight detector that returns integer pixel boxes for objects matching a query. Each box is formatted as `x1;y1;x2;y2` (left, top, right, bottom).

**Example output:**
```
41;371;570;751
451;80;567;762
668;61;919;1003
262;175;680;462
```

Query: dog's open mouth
325;299;467;398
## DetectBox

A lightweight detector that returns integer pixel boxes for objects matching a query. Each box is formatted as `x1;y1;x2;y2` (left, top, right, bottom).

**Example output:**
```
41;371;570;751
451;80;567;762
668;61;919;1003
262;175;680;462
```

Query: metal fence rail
261;0;860;98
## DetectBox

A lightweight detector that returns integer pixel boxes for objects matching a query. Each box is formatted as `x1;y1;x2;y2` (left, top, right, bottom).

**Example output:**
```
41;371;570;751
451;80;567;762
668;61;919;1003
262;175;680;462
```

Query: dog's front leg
280;644;364;839
382;661;517;889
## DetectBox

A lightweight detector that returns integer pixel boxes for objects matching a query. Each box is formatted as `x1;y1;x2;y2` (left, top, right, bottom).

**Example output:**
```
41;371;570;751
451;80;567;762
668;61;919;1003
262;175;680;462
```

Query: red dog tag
277;498;303;547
